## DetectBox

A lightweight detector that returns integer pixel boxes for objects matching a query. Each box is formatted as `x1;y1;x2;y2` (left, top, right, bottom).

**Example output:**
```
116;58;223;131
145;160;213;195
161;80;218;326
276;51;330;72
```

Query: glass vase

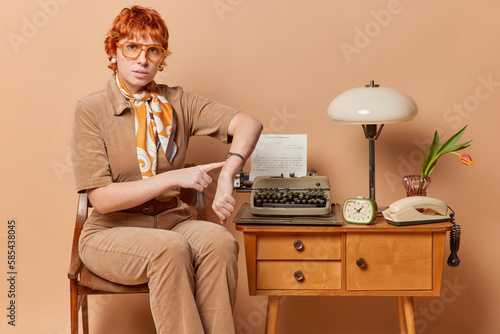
402;175;431;196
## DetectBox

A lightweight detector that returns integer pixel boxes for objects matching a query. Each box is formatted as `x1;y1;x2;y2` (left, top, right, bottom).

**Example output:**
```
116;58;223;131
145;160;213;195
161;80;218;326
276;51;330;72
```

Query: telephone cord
447;207;461;267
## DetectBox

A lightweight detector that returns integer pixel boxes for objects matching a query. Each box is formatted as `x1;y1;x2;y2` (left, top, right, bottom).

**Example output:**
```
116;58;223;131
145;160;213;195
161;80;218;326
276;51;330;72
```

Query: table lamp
327;80;417;200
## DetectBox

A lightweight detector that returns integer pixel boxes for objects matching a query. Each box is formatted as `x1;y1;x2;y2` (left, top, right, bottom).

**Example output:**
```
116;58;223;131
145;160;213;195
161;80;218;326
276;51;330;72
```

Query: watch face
343;198;377;224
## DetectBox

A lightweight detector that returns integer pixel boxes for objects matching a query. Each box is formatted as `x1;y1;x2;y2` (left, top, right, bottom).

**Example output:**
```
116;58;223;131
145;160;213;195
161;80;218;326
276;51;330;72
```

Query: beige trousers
79;218;239;334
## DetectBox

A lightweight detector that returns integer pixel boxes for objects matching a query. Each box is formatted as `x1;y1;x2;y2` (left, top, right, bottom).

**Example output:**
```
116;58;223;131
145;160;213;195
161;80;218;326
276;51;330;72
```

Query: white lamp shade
327;85;418;124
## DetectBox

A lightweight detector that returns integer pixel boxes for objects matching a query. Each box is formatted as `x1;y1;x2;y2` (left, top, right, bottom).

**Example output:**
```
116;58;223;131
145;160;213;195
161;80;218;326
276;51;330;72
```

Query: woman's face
113;36;163;93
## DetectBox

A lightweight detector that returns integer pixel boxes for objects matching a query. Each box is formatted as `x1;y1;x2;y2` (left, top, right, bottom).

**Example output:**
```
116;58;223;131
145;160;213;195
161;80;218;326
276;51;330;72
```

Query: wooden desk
234;203;452;334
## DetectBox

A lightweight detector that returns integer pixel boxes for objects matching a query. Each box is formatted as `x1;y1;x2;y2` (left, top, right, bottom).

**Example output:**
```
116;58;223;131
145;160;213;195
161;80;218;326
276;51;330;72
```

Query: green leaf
434;125;468;156
421;125;472;179
452;140;473;152
423;160;438;179
421;131;440;177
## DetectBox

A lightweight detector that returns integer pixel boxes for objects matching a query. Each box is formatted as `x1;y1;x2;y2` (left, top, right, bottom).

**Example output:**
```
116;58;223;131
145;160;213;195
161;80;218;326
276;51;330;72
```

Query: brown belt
122;197;179;216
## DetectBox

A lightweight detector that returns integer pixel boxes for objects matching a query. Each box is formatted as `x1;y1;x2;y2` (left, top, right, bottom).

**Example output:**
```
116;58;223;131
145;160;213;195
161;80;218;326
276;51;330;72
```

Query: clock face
343;198;377;224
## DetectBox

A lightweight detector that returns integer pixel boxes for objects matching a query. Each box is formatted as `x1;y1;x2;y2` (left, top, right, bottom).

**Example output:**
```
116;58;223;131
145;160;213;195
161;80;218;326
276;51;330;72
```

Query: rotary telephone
382;196;461;267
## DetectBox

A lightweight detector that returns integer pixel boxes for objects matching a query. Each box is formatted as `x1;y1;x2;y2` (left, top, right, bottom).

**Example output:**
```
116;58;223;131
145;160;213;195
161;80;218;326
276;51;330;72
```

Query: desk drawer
257;233;341;260
257;260;341;290
346;232;432;291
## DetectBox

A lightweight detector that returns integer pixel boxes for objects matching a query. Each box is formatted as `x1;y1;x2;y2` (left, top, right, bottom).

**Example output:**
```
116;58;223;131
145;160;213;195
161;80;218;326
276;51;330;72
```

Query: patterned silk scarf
116;73;177;178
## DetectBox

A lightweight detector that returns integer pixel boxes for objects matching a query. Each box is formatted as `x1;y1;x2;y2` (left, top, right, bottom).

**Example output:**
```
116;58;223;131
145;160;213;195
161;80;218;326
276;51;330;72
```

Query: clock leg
265;295;281;334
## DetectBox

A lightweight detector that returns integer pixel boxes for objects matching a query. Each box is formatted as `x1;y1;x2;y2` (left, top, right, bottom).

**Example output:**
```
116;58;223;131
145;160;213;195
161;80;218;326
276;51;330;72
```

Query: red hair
104;6;171;72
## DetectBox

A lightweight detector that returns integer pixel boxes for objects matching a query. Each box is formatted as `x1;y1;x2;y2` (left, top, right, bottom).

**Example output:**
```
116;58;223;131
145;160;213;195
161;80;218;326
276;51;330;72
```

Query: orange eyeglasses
116;42;167;63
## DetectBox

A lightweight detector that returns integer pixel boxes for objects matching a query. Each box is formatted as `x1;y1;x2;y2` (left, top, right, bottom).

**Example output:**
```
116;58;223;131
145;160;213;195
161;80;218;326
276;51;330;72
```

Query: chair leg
70;280;79;334
82;295;89;334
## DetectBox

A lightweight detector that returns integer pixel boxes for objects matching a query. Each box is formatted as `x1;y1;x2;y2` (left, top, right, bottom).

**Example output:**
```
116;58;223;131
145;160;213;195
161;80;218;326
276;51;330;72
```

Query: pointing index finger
201;161;226;172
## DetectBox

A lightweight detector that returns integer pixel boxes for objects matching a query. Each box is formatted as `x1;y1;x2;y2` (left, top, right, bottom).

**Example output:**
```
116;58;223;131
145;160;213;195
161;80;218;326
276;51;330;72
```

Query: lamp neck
362;124;384;140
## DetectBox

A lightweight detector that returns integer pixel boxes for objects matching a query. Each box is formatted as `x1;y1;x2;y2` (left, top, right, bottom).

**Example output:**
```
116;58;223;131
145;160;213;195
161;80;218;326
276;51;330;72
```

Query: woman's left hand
212;170;237;224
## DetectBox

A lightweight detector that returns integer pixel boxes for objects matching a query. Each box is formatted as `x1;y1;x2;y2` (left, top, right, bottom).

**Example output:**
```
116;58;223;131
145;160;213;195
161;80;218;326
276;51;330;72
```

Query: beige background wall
1;0;498;333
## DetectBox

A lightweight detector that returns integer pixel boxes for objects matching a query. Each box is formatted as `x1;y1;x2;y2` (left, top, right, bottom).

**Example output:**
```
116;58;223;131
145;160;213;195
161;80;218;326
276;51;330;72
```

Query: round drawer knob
293;240;304;251
294;270;305;281
356;258;367;268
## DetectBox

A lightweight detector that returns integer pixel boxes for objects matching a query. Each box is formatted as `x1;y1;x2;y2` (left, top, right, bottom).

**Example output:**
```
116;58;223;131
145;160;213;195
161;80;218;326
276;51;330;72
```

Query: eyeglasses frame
115;42;167;63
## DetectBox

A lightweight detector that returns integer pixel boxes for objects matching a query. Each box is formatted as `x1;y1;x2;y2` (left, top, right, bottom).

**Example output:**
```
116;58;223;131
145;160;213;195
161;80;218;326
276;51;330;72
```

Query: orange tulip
459;154;473;165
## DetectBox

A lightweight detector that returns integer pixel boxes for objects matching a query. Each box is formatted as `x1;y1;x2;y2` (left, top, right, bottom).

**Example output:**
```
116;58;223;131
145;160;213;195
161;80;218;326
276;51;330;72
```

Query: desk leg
396;297;408;334
265;296;281;334
397;296;416;334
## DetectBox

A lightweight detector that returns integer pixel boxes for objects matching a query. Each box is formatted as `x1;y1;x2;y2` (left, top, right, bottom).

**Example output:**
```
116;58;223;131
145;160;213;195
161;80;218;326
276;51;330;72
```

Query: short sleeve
71;99;113;193
179;89;240;143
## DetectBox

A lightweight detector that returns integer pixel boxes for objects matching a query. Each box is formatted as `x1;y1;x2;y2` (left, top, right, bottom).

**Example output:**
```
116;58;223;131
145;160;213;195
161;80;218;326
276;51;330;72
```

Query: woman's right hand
169;161;225;192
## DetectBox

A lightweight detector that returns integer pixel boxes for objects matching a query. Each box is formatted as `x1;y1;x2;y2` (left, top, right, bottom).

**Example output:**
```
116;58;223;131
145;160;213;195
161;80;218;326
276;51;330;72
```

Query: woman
71;5;262;334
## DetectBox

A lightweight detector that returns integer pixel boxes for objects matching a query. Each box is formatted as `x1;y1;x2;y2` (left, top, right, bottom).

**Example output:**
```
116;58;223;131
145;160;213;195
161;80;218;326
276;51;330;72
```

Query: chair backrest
179;187;207;221
68;193;90;279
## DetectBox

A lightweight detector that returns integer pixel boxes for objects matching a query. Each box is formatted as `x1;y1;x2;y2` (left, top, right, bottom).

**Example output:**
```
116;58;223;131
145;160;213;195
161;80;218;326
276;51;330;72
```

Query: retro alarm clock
342;197;378;225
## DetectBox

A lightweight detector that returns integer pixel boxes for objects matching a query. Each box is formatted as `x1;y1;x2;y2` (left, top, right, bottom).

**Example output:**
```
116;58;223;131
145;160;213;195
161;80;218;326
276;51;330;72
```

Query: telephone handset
382;196;449;225
382;196;461;267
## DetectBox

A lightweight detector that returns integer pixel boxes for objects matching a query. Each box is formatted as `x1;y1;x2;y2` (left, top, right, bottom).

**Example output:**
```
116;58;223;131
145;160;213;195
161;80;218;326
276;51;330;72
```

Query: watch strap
225;152;246;164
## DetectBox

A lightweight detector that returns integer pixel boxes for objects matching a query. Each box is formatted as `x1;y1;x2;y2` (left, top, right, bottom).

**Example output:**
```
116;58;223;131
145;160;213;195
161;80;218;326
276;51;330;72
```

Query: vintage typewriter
234;171;331;216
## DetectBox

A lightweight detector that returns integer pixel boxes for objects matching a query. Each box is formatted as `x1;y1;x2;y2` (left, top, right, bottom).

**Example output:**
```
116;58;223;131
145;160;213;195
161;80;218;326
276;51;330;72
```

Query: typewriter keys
253;188;328;207
250;175;331;216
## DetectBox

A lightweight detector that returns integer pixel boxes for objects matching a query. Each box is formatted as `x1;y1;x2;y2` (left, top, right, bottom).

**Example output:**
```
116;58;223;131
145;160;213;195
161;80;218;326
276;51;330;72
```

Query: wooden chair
68;187;206;334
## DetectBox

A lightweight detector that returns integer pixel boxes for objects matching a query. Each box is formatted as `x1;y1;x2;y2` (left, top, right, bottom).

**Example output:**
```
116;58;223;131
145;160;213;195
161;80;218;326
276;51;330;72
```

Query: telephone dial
382;196;461;267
